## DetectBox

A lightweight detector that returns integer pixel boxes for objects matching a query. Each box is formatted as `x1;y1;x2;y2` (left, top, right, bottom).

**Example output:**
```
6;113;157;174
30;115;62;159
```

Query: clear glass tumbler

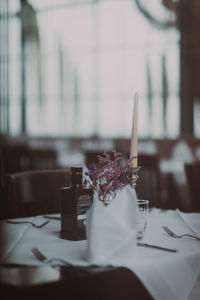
136;199;149;240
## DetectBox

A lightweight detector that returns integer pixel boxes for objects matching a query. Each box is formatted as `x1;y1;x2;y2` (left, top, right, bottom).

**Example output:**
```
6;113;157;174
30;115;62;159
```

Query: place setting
1;93;200;300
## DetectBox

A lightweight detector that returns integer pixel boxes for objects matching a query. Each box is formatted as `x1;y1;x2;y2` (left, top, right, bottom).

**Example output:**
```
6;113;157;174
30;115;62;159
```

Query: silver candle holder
127;166;141;189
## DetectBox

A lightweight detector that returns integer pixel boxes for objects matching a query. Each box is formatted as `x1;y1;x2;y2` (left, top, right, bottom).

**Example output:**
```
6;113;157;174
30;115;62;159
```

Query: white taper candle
130;93;138;167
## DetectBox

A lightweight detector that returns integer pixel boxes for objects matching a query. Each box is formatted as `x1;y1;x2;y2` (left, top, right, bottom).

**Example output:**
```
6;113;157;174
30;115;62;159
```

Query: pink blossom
84;150;136;205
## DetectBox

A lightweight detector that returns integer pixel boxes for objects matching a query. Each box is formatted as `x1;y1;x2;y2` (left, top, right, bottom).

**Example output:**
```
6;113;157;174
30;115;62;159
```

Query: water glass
136;199;149;240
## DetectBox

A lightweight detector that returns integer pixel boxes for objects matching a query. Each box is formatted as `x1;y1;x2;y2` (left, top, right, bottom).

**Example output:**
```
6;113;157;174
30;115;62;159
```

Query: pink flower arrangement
84;149;135;205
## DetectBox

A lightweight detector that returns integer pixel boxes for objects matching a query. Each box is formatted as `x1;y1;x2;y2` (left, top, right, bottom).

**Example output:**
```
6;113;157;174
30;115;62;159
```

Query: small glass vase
98;191;116;206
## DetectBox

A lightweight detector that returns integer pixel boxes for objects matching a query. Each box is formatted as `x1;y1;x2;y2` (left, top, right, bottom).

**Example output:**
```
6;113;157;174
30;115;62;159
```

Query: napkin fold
86;185;138;266
176;209;200;238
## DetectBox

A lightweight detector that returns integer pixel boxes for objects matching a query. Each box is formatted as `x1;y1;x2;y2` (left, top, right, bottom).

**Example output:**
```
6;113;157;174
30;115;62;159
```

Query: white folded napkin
176;209;200;238
86;185;138;266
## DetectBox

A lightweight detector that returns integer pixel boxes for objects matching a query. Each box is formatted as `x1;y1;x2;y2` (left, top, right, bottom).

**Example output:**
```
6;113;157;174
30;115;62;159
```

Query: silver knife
137;242;178;253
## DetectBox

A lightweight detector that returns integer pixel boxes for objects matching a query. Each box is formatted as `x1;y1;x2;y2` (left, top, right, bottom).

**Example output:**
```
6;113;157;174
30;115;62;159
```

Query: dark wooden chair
2;144;31;174
84;151;105;167
2;144;58;174
121;153;162;208
29;148;58;170
185;161;200;211
136;154;162;208
3;169;71;219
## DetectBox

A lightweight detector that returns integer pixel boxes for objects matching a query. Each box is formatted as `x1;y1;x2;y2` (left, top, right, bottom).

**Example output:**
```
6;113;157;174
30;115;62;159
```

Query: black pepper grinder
60;166;93;240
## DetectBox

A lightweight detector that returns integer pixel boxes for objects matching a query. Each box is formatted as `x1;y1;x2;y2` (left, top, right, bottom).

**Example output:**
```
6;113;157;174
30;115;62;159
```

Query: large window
1;0;180;138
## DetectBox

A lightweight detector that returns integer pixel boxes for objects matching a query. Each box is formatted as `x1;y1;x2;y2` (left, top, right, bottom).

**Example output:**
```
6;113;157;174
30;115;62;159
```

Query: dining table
0;208;200;300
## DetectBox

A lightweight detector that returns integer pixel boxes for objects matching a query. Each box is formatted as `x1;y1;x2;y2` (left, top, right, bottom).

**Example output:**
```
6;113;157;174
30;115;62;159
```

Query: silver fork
162;226;200;241
31;248;73;266
31;248;103;271
6;220;50;228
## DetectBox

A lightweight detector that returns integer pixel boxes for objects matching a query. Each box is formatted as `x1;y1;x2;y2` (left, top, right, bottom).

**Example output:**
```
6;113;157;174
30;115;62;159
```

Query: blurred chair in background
0;144;59;219
85;151;104;167
136;154;162;208
2;144;30;174
185;161;200;212
29;148;58;170
1;144;58;174
3;169;70;219
159;139;195;211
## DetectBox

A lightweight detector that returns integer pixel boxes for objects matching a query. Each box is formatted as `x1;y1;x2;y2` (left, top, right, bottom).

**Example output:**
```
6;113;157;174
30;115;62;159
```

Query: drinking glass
136;199;149;240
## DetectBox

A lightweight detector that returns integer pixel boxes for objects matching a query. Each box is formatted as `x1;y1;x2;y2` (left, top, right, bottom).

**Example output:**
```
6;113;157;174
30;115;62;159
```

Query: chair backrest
2;144;58;174
185;161;200;211
3;169;71;219
136;154;162;208
84;151;104;168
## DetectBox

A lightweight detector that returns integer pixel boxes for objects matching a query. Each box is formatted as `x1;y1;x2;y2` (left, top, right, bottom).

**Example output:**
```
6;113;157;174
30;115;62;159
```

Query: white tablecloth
1;209;200;300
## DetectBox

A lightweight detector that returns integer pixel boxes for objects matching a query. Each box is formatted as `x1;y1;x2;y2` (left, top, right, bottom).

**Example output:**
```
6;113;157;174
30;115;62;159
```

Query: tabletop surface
0;208;200;300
